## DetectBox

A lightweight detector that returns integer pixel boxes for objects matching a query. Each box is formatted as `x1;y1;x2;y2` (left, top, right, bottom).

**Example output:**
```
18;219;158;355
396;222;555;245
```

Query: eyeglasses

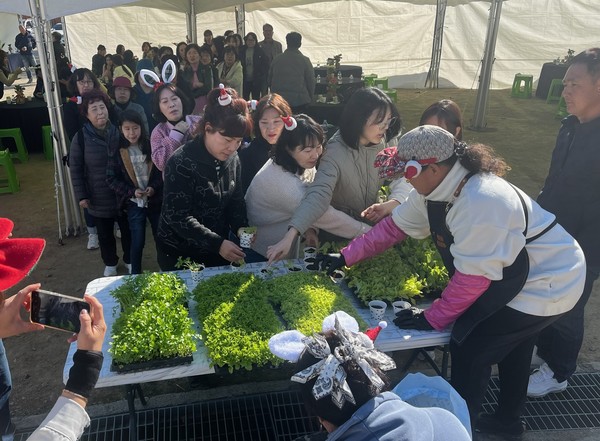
77;80;94;86
376;117;397;130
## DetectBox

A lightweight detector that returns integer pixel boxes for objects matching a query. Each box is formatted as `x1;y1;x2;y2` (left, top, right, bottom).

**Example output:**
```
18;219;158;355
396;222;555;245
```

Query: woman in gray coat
69;90;131;277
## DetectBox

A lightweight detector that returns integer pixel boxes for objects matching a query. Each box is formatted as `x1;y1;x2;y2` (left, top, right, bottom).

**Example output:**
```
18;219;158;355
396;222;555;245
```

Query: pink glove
341;216;407;266
424;270;491;330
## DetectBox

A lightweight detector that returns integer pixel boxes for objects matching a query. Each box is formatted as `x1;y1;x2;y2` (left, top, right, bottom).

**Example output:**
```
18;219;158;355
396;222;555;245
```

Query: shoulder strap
509;183;528;238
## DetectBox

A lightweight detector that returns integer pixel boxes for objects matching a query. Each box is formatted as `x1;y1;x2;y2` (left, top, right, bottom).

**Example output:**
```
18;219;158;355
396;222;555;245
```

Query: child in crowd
107;110;163;274
110;76;149;135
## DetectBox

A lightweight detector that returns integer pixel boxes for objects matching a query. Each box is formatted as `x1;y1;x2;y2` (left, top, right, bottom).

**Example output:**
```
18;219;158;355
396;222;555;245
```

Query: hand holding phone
0;283;44;339
30;289;90;333
70;295;106;351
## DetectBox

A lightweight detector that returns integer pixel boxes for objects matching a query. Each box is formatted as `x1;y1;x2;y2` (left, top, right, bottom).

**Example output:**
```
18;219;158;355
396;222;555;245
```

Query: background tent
1;0;598;239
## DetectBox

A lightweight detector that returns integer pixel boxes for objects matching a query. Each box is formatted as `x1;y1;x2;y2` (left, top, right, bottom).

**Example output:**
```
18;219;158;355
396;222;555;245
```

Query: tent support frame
425;0;447;88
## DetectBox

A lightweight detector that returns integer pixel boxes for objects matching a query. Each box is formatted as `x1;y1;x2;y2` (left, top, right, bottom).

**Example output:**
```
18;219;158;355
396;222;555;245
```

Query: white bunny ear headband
268;311;395;409
140;59;177;91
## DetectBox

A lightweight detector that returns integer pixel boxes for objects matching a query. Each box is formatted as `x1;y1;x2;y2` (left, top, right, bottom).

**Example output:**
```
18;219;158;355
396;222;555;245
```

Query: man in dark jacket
268;32;315;113
91;45;106;78
14;25;36;83
528;47;600;398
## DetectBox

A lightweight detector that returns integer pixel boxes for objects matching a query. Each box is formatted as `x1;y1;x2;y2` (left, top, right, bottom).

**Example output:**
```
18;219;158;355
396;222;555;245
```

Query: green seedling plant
109;273;199;366
175;256;205;272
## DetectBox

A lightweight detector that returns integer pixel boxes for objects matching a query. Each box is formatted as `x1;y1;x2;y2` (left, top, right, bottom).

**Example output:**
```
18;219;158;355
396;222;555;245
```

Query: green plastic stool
546;79;564;104
383;89;397;102
364;74;378;87
0;128;28;163
557;96;568;118
511;73;533;98
42;125;54;161
0;149;19;194
373;77;388;90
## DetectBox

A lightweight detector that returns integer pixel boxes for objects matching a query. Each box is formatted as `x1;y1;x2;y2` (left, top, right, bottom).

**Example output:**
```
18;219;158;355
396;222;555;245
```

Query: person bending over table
156;85;253;269
0;218;105;441
316;125;586;439
246;114;370;260
361;99;466;225
267;87;411;262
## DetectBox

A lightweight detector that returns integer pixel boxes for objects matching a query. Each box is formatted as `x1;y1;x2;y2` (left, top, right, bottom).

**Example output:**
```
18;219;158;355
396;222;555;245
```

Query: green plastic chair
0;149;19;194
511;73;533;98
0;128;28;163
373;77;389;90
364;74;378;87
383;89;398;102
42;125;54;161
546;79;564;104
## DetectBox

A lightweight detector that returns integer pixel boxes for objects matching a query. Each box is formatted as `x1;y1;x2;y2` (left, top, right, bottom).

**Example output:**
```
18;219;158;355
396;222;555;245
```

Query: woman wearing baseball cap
317;125;586;438
0;218;106;439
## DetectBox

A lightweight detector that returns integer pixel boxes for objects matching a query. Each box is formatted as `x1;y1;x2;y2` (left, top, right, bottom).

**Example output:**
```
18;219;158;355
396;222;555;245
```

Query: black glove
314;253;346;276
65;349;104;399
393;308;434;331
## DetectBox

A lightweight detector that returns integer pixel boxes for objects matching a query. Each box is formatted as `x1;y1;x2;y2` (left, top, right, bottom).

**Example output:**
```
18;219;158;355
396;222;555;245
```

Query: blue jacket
327;392;471;441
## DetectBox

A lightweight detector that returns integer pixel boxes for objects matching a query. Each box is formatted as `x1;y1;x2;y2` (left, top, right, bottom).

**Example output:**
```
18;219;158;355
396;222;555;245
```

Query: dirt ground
1;86;599;427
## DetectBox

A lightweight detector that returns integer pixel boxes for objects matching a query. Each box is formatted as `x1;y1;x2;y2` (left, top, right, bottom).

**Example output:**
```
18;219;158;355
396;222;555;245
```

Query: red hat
364;321;387;341
112;76;133;89
0;218;45;291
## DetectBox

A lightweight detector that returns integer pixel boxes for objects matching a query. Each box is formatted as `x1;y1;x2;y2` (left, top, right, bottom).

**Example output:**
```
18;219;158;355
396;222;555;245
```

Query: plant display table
63;260;451;440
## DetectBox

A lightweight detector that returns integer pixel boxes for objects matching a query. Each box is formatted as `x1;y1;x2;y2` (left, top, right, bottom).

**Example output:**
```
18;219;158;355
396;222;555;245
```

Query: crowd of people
1;20;599;440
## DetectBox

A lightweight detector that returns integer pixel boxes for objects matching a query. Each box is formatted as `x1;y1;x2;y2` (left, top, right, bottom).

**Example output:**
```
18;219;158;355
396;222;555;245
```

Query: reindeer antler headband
140;59;177;91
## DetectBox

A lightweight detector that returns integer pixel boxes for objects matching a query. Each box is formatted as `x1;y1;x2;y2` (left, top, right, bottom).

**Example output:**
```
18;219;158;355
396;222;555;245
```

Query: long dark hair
419;99;464;140
273;114;324;175
440;141;511;177
338;87;402;149
198;86;252;138
0;50;10;76
119;110;152;161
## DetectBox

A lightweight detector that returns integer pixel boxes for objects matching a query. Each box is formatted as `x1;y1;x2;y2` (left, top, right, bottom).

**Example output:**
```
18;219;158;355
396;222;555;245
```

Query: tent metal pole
61;16;71;62
470;0;504;130
235;4;245;37
188;0;197;43
425;0;447;89
29;0;82;238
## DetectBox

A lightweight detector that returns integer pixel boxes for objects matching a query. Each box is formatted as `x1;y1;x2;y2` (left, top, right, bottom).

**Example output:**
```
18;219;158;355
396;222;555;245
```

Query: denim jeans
127;202;159;274
19;53;36;80
0;340;12;436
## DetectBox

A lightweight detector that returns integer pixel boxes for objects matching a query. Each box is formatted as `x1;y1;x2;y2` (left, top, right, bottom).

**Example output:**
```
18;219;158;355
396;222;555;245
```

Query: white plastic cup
392;300;412;314
303;247;317;258
239;231;254;248
368;300;387;320
329;269;345;283
303;257;318;271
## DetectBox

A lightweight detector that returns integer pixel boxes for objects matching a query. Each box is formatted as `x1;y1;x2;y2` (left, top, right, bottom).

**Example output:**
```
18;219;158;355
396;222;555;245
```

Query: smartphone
30;290;90;333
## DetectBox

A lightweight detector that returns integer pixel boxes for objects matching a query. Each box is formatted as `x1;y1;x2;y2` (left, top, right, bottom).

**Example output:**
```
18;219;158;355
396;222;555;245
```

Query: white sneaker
125;263;132;274
527;362;568;397
530;345;545;368
103;265;118;277
87;233;99;250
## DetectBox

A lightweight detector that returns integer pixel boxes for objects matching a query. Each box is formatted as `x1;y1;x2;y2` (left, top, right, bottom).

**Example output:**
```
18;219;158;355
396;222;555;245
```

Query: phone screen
30;290;90;333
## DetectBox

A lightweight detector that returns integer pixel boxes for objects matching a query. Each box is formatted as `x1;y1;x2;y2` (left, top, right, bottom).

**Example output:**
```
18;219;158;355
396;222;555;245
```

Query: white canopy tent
0;0;597;239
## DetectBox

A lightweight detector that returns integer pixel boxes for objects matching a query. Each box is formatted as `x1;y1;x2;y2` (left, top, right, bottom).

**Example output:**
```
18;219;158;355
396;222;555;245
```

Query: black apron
427;174;556;345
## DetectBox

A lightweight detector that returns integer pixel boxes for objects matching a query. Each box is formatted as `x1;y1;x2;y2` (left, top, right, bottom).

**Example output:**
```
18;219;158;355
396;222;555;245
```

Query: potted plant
175;256;205;283
284;260;302;272
258;265;277;280
230;258;246;272
14;85;27;104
